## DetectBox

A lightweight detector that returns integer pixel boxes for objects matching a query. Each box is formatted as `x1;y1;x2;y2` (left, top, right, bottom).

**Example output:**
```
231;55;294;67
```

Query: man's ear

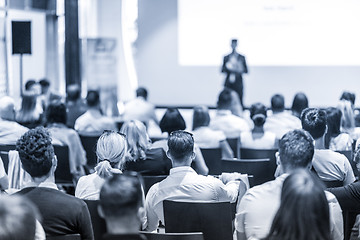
275;152;281;166
166;151;171;159
52;156;58;171
97;205;105;219
190;152;196;160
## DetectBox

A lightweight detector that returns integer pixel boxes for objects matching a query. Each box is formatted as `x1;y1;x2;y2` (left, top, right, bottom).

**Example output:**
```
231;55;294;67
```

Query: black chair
53;145;73;185
163;200;233;240
84;200;107;240
226;138;239;158
141;232;204;240
345;211;360;240
80;135;100;172
322;180;344;188
142;175;167;196
0;144;16;173
47;234;81;240
200;148;222;175
221;158;271;187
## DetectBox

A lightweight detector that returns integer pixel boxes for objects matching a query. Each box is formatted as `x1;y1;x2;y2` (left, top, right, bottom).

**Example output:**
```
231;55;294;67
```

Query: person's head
337;99;355;131
119;120;150;163
136;87;148;100
192;105;210;130
271;94;285;112
66;84;81;102
0;96;16;121
324;107;342;149
217;88;233;110
86;90;100;108
291;92;308;118
17;93;39;123
159;108;186;134
267;169;330;240
0;195;40;240
167;130;195;166
301;108;327;140
99;173;143;234
16;127;55;179
340;91;356;106
278;129;314;173
250;103;267;127
39;78;50;95
231;39;238;50
95;130;127;178
24;80;40;95
46;101;67;125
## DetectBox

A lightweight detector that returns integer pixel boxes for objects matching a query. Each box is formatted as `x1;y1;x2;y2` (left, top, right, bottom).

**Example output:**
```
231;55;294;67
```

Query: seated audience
15;127;94;239
38;79;62;111
99;174;147;240
16;93;43;129
240;102;278;149
45;101;87;179
301;108;355;185
291;92;308;119
192;105;233;158
75;90;117;136
338;99;360;140
151;108;209;175
145;130;243;231
265;169;331;240
0;96;28;144
325;107;353;151
264;94;302;139
66;84;87;128
120;120;172;175
75;130;126;200
210;88;249;138
235;129;343;240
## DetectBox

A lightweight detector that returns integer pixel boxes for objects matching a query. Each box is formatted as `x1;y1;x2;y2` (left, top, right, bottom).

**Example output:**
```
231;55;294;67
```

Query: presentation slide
178;0;360;66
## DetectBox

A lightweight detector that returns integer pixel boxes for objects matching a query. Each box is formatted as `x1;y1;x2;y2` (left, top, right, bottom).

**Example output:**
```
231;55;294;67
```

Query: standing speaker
12;21;32;54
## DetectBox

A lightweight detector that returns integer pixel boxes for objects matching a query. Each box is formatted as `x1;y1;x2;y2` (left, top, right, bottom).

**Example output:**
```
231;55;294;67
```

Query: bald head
0;96;15;121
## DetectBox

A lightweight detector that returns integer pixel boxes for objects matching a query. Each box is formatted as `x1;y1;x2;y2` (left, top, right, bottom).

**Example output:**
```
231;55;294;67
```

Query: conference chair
141;232;204;240
0;144;16;173
142;175;167;196
226;138;239;158
47;234;81;240
79;135;100;173
53;145;73;186
200;148;222;175
84;200;107;240
163;200;233;240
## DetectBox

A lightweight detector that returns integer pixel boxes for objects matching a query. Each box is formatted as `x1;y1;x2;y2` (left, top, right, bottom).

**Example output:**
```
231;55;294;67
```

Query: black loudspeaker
12;21;32;54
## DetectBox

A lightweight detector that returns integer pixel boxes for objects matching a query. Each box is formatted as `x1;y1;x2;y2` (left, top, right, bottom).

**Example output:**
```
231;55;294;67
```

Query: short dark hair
159;108;186;134
16;127;54;178
86;90;100;107
301;108;327;139
46;101;67;124
167;130;194;161
278;129;314;171
192;105;210;130
340;91;356;105
217;88;232;109
66;84;81;101
100;173;142;219
25;80;36;91
136;87;148;99
291;93;308;116
271;94;285;112
324;107;342;149
250;102;267;127
39;79;50;87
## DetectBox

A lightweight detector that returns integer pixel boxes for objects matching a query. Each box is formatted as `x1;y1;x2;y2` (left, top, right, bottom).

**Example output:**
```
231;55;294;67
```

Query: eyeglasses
102;130;126;138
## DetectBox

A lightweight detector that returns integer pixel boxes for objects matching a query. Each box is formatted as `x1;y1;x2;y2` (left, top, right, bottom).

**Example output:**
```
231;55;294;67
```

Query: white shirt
264;111;302;139
210;110;250;138
75;173;105;200
145;166;240;231
123;97;158;124
240;131;277;149
329;133;353;151
0;119;28;145
74;110;117;136
192;127;226;149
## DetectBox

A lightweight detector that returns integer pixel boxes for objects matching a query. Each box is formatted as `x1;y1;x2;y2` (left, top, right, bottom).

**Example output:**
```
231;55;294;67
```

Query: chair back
53;145;72;185
226;138;239;158
47;234;81;240
221;158;271;187
80;135;100;172
142;175;167;196
200;148;222;175
84;200;107;240
240;148;278;179
0;144;16;173
163;200;233;240
141;232;204;240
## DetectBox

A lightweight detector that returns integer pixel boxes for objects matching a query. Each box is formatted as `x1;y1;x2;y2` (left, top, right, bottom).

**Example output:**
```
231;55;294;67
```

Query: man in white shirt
235;129;343;240
145;130;243;231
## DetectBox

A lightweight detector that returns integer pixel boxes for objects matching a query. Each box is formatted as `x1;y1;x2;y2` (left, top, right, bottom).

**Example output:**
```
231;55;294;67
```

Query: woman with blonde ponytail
75;130;127;200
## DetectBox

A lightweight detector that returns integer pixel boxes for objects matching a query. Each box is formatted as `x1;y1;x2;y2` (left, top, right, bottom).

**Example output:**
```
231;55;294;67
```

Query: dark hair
250;103;267;127
46;101;67;124
136;87;148;100
16;127;54;178
301;108;327;139
192;106;210;130
217;88;233;109
266;170;330;240
86;90;100;107
167;130;194;161
278;129;314;172
25;80;36;91
291;93;308;118
67;84;81;101
100;173;142;218
324;107;342;149
271;94;285;112
16;93;38;123
159;108;186;134
340;91;356;105
39;79;50;87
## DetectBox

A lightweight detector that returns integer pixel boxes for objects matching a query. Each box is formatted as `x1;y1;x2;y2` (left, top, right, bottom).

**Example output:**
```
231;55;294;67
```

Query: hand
219;172;243;184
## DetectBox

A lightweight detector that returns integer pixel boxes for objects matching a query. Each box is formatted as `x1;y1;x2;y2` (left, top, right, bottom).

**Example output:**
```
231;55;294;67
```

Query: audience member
38;79;62;110
120;120;172;175
340;91;356;106
15;127;94;239
66;84;87;128
210;88;249;138
99;173;147;240
24;79;41;95
192;105;233;158
145;130;243;231
123;87;159;126
291;92;308;119
239;102;278;149
325;107;353;151
75;130;126;200
235;129;343;240
152;108;209;175
264;169;331;240
75;90;117;136
264;94;302;138
301;108;355;185
16;93;44;129
338;99;360;140
45;101;87;179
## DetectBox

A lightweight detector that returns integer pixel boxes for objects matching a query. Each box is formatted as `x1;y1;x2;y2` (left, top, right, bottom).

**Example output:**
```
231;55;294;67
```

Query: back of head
46;101;67;125
271;94;285;112
159;108;186;134
267;169;329;240
66;84;81;101
325;107;342;139
167;130;194;163
217;88;232;110
86;90;100;107
136;87;148;100
192;105;210;130
39;79;50;94
301;108;327;139
337;99;355;130
340;91;356;106
95;130;127;178
16;127;54;178
0;195;39;240
250;102;267;127
0;96;15;121
291;92;308;116
278;129;314;172
25;80;36;91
